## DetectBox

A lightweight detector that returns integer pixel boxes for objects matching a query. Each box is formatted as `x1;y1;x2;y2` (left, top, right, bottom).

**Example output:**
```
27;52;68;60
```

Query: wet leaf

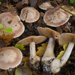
57;43;68;59
36;43;47;57
63;43;68;50
57;51;65;59
41;43;47;47
15;44;26;50
22;57;29;63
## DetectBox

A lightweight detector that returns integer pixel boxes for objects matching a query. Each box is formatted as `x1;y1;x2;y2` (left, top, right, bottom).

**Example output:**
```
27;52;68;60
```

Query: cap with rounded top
0;12;25;38
44;8;71;27
37;27;60;39
39;2;54;10
17;36;46;45
20;7;40;23
0;47;23;70
59;33;75;45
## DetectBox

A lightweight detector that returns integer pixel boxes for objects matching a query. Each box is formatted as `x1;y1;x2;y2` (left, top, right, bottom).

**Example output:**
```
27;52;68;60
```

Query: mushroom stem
51;42;74;74
61;42;74;67
7;69;13;75
30;42;36;59
41;38;55;73
30;42;40;70
42;38;55;61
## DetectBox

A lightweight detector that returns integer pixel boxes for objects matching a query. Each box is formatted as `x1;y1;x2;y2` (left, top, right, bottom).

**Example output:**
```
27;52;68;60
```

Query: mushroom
39;2;54;10
17;36;46;70
43;8;71;27
16;0;29;9
20;7;40;23
51;33;75;73
37;27;60;72
0;12;25;38
0;47;23;70
61;5;75;16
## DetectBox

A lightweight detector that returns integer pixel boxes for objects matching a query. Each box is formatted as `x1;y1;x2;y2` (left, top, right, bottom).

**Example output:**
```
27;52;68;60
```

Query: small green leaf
63;43;68;51
57;51;65;59
4;27;13;33
15;44;25;50
70;0;75;3
36;43;47;57
15;68;22;75
0;24;3;29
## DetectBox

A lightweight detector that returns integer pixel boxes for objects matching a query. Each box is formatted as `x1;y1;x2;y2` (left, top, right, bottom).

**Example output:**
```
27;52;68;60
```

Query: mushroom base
42;58;54;73
30;56;40;70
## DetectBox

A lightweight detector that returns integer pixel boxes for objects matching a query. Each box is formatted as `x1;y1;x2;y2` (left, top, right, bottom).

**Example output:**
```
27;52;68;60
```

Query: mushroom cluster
37;27;75;74
17;36;46;70
0;0;74;75
51;33;75;73
37;27;60;73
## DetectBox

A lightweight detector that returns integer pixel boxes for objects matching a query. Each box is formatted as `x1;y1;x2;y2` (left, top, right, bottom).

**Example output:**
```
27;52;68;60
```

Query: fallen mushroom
0;47;23;70
51;33;75;74
17;36;46;70
37;27;60;72
39;2;54;10
20;7;40;23
61;5;75;16
0;12;25;38
44;8;71;27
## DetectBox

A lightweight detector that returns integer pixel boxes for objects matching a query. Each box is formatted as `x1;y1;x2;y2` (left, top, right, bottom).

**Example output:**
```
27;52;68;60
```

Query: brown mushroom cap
59;33;75;45
20;7;40;23
39;2;54;10
0;12;25;38
17;36;46;45
44;8;71;27
37;27;60;39
0;47;23;70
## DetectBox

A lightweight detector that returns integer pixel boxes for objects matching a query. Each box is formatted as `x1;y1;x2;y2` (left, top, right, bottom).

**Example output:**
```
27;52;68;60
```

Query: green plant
3;27;13;33
0;23;13;33
15;44;26;50
57;44;68;59
70;0;75;3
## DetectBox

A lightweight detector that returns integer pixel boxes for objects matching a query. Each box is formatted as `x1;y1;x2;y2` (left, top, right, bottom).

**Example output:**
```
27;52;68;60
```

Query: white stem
51;42;74;74
42;38;55;61
30;42;36;59
60;42;74;67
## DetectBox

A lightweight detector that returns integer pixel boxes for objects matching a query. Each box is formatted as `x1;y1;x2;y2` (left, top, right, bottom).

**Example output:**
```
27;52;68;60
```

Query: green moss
15;44;26;50
4;27;13;33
